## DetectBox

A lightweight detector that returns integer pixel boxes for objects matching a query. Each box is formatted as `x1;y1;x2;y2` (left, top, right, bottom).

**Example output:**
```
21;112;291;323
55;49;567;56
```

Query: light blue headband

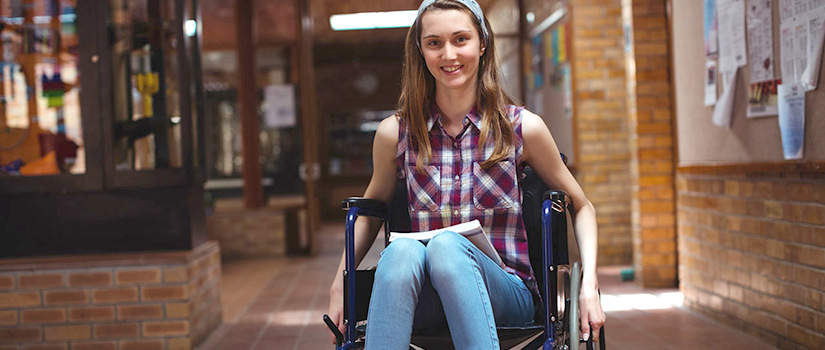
416;0;489;45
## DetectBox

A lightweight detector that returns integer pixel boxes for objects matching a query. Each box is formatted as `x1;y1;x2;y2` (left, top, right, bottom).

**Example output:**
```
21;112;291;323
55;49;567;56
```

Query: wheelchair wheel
568;262;581;350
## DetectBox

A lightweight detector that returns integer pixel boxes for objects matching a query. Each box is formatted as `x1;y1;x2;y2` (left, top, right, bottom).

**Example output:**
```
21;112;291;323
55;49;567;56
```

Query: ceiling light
329;10;418;31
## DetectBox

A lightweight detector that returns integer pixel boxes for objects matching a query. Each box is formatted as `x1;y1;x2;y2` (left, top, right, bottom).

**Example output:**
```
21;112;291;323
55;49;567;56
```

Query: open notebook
389;220;503;267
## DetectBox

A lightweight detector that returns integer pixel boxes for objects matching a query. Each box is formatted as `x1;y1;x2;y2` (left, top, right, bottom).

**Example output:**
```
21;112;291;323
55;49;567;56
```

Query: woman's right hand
327;279;345;344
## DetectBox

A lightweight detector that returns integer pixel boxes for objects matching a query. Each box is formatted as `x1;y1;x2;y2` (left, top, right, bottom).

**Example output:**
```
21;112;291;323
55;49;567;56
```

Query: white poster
781;0;796;22
800;7;825;90
531;89;544;116
795;0;809;14
713;70;739;128
718;0;749;73
705;60;719;105
263;84;296;128
747;0;775;83
794;20;809;82
781;24;798;82
780;0;825;88
777;83;806;159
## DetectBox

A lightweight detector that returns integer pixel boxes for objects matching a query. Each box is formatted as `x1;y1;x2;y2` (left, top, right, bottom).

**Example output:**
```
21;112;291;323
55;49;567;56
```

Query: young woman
327;0;605;348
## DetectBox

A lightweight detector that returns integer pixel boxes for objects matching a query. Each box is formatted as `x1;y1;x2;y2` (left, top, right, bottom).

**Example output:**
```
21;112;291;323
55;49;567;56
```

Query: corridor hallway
196;223;778;350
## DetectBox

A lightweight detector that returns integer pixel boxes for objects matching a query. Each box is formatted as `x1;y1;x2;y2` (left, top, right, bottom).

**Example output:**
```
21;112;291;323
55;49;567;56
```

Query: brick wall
207;209;287;258
622;0;677;288
570;0;633;265
207;197;306;258
0;242;222;350
678;171;825;349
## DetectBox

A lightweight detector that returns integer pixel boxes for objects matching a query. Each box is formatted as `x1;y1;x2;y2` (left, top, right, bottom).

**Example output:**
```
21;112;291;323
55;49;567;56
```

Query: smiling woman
326;1;605;349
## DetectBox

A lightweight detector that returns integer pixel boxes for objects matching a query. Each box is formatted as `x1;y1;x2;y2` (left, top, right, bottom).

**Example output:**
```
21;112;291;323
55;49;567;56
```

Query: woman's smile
442;65;464;73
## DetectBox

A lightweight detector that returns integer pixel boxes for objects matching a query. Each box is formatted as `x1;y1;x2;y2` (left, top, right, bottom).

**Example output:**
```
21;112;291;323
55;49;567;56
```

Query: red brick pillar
622;0;677;288
570;0;634;266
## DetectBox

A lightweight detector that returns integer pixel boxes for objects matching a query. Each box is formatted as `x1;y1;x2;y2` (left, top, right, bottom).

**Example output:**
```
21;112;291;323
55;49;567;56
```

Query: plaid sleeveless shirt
396;105;538;297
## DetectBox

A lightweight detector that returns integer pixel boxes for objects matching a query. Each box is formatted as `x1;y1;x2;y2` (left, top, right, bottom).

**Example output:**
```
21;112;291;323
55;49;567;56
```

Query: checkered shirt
396;105;537;297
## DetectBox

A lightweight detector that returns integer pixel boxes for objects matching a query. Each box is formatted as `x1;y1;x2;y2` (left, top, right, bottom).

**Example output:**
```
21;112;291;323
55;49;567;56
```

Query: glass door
0;0;103;193
99;0;193;188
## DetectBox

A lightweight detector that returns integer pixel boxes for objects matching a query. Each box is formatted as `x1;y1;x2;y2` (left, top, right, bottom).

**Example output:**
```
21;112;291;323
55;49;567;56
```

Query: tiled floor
196;223;778;350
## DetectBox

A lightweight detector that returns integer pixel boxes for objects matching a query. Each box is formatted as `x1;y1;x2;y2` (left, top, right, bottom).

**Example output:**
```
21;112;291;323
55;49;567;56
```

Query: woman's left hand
579;276;606;343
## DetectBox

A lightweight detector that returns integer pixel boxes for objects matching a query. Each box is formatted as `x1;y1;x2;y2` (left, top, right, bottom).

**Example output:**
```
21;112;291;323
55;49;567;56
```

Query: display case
0;0;206;258
326;110;389;179
0;0;103;192
320;109;391;218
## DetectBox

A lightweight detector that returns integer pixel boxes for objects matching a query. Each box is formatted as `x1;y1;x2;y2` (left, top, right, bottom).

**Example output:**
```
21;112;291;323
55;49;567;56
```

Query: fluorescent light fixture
329;10;418;31
184;20;198;37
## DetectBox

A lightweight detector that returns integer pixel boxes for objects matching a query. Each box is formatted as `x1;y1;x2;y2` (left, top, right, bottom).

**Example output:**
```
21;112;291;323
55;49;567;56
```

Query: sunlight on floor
268;310;324;326
601;291;684;312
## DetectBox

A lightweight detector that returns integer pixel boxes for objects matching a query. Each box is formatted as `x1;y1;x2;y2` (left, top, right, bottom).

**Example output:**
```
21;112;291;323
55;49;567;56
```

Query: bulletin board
525;15;575;166
672;0;825;165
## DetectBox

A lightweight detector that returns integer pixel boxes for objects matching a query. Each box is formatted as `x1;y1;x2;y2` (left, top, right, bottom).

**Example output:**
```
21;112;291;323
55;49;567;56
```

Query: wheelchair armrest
543;190;571;205
341;197;388;217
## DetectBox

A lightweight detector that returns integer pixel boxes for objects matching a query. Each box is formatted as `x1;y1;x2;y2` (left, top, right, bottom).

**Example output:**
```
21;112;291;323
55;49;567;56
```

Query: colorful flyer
705;0;719;57
747;79;781;117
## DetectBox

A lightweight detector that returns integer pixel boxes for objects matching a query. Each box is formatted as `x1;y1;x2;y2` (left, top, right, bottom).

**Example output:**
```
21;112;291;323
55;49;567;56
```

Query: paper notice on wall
747;0;775;83
718;0;749;73
706;60;719;106
713;70;739;128
781;24;797;82
263;84;296;128
777;83;806;159
531;89;544;116
794;20;810;82
780;0;825;88
781;0;796;21
747;79;781;117
800;7;825;90
795;0;810;14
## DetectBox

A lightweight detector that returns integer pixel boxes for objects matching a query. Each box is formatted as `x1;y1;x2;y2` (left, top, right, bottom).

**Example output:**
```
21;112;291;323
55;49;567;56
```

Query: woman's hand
327;279;345;344
579;276;606;343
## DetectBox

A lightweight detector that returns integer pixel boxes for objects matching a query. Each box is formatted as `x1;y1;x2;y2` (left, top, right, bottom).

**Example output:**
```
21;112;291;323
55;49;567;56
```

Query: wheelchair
324;161;606;350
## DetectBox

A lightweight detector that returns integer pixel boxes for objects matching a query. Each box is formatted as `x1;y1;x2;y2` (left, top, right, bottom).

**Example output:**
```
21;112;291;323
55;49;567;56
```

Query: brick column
570;0;633;266
622;0;677;288
0;243;222;349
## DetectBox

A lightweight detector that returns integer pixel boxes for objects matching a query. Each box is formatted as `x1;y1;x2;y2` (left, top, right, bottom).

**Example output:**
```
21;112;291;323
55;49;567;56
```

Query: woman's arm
327;115;400;343
521;110;606;342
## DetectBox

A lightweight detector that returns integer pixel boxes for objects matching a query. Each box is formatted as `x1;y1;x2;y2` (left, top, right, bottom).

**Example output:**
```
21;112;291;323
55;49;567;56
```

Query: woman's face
419;8;484;93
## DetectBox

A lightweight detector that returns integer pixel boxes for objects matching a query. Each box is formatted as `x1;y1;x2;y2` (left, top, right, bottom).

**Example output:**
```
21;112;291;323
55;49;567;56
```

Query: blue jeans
364;231;535;350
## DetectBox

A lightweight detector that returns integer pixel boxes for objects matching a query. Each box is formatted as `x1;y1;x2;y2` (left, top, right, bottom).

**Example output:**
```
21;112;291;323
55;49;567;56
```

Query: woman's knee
426;231;474;278
427;231;470;256
375;238;426;284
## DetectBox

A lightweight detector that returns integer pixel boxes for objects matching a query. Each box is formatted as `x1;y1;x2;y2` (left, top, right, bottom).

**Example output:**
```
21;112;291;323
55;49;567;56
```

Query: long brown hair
397;0;516;172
